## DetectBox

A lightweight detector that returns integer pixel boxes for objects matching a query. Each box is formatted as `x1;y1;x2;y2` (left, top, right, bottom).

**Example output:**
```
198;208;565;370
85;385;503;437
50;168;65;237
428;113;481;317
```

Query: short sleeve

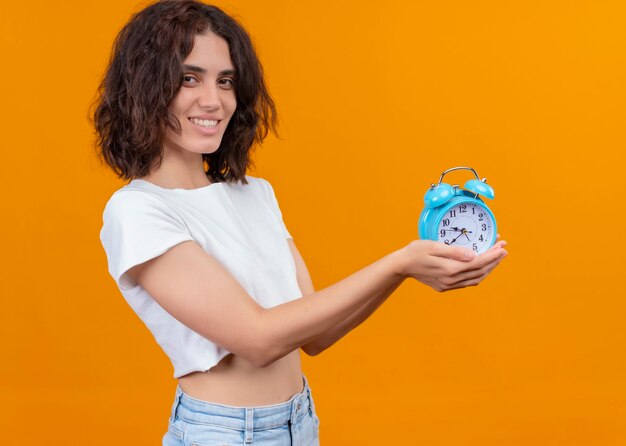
99;190;194;290
260;178;293;240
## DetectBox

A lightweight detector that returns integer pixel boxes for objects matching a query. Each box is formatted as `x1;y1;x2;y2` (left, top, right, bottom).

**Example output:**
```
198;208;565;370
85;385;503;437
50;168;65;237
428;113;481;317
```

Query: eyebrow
182;64;235;76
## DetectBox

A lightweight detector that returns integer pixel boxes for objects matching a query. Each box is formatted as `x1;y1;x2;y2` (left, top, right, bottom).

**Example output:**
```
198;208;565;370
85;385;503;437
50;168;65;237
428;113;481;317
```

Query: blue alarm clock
418;166;497;254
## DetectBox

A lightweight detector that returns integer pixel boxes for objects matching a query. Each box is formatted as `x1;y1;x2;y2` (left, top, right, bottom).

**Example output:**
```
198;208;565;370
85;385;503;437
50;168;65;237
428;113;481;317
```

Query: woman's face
163;32;237;156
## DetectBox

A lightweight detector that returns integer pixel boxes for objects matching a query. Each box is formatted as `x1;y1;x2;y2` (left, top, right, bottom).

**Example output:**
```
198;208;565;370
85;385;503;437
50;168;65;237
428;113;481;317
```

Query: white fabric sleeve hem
115;237;194;290
100;191;195;291
260;178;293;240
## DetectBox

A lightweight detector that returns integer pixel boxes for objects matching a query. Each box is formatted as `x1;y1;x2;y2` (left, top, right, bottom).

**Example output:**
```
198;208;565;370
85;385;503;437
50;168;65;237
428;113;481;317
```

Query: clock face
436;201;495;254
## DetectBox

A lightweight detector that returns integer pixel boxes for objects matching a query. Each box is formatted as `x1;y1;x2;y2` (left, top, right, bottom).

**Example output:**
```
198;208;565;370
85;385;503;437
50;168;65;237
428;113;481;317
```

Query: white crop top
99;175;302;378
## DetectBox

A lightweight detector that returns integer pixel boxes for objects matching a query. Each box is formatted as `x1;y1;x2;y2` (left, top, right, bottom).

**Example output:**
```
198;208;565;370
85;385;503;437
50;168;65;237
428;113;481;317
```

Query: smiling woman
92;1;507;445
91;0;277;185
159;33;238;166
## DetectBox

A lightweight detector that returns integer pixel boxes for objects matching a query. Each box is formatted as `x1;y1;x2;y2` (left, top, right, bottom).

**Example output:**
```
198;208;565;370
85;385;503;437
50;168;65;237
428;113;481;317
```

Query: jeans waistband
170;374;314;432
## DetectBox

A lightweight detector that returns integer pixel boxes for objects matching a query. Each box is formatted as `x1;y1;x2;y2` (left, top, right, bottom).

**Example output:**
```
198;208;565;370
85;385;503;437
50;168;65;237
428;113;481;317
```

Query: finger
488;240;507;251
430;243;477;262
453;255;504;282
434;252;502;286
450;254;506;284
453;262;500;288
457;246;508;272
449;254;507;289
449;276;482;289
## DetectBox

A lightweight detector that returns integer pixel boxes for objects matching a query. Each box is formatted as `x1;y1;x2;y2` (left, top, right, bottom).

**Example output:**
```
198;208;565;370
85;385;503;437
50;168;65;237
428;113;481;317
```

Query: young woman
93;1;508;444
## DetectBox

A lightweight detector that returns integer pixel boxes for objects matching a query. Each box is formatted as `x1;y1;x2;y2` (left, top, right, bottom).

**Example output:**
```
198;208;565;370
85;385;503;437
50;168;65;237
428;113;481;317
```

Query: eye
218;78;235;89
183;75;198;85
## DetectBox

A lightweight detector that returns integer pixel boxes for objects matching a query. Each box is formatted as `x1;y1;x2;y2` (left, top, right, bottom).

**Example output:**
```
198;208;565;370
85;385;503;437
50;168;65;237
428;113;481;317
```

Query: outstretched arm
128;238;507;368
302;278;403;356
287;238;403;355
289;238;507;356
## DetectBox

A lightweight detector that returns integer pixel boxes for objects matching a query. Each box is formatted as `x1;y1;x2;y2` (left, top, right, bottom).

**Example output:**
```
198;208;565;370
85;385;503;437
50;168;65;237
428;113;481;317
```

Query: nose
197;83;221;110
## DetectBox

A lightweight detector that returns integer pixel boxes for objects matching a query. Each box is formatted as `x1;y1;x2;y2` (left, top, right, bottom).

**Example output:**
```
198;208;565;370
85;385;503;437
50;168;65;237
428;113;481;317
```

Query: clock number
472;243;478;251
443;219;450;227
478;213;484;221
459;204;467;213
472;207;476;214
481;223;487;231
449;210;456;218
440;229;446;238
479;234;484;242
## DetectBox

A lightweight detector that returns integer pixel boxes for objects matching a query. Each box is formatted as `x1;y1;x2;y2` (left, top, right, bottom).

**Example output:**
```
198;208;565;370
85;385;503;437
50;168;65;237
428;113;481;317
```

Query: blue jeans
162;374;320;446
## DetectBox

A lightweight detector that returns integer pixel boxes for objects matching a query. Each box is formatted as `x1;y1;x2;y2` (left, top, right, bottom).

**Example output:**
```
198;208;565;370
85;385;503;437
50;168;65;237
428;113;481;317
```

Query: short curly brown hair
91;0;278;185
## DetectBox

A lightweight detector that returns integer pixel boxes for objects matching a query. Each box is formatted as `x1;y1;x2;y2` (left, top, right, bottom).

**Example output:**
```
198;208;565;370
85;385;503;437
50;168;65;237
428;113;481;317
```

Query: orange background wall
1;1;624;444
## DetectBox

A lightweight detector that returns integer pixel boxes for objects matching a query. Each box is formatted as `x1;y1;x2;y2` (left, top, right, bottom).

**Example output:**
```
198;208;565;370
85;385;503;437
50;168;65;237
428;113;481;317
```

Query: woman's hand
397;237;508;292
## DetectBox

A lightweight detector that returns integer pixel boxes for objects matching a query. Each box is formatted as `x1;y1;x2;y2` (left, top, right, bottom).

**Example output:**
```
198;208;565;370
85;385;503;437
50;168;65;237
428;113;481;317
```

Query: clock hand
453;227;474;233
449;232;463;245
462;228;471;241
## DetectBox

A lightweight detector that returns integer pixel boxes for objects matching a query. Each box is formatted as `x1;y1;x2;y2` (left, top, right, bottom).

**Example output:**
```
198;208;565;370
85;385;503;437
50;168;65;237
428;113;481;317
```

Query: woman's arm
290;239;506;356
287;238;403;356
128;239;506;368
301;278;403;356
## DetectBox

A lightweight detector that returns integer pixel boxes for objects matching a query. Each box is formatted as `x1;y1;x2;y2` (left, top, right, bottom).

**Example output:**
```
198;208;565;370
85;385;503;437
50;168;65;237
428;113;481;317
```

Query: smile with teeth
189;117;219;128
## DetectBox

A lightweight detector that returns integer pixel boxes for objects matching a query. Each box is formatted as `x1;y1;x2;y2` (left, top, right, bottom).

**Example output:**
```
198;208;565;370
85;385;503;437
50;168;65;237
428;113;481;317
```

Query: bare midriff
176;350;304;406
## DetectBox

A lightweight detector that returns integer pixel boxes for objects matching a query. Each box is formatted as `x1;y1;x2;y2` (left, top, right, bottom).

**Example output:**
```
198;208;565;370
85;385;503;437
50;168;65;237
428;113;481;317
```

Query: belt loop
170;386;183;422
307;385;316;416
290;396;299;425
244;408;254;444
